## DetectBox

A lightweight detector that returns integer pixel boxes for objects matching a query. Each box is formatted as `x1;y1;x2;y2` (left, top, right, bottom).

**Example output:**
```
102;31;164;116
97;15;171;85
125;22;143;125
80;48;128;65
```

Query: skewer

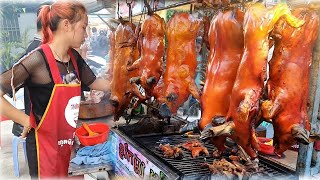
237;144;253;164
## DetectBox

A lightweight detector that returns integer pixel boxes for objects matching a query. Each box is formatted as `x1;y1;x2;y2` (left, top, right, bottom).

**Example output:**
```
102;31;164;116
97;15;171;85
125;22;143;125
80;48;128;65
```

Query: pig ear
291;125;310;145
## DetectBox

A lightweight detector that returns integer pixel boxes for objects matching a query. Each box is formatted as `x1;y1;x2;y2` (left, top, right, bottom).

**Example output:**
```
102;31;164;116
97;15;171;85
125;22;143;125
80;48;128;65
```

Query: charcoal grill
111;117;297;180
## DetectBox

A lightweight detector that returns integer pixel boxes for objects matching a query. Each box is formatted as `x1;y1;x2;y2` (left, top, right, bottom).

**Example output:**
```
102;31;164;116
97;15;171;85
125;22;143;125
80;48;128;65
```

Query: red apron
30;44;81;179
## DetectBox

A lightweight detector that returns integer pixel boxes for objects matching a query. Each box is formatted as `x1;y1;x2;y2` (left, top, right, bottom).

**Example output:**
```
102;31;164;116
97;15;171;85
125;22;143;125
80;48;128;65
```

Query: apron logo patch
58;139;74;147
65;96;81;128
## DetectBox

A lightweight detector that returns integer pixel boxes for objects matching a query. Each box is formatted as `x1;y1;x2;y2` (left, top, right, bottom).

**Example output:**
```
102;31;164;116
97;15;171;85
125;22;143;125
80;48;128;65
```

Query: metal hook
126;0;133;23
117;0;120;19
139;5;146;25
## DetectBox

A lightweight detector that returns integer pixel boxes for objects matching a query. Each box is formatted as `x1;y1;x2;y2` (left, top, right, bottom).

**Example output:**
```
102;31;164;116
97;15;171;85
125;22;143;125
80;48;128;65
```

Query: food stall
69;0;320;179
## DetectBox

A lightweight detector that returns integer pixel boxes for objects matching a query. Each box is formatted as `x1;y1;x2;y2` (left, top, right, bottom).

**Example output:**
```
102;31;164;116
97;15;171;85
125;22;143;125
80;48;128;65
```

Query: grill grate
126;133;296;179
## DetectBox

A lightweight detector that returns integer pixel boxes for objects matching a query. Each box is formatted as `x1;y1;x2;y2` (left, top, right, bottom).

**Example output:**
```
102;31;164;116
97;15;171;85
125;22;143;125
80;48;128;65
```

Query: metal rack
117;125;296;179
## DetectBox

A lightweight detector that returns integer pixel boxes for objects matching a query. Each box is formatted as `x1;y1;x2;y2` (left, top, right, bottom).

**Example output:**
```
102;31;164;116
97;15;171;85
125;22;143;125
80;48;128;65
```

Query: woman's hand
21;125;32;138
20;118;31;138
1;90;31;138
89;78;111;92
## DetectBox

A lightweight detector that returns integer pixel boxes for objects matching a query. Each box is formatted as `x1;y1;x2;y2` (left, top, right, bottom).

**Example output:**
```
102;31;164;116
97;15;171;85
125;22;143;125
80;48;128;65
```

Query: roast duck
261;8;318;156
157;12;202;116
127;11;166;103
203;3;305;159
199;9;244;154
109;20;145;121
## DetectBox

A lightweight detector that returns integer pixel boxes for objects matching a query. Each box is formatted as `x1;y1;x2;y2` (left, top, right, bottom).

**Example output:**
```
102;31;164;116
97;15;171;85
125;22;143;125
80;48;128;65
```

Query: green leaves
0;41;19;71
0;29;30;72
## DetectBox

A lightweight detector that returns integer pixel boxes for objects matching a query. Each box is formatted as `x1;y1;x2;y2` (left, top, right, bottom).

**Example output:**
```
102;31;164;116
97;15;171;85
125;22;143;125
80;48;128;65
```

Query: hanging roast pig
199;9;244;154
109;20;144;121
159;12;202;117
127;12;166;101
261;8;318;156
202;3;305;159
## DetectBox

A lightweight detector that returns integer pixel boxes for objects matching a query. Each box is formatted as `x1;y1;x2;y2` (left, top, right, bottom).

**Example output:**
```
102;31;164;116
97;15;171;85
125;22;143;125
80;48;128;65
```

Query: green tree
0;28;31;72
0;2;23;19
0;40;19;71
15;27;32;50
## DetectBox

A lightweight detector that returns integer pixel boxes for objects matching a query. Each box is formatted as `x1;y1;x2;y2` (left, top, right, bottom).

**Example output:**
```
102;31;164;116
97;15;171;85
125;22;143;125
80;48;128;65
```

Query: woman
0;1;110;179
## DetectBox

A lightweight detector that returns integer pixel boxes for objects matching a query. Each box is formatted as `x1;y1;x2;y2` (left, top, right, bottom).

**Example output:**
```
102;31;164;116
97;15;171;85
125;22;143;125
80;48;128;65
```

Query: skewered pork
159;13;201;116
261;8;318;156
109;21;145;121
199;9;244;154
203;3;305;159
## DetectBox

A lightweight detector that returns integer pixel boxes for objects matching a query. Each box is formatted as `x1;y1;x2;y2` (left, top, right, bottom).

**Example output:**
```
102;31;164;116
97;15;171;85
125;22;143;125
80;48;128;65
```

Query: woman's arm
0;89;30;137
0;51;41;137
88;78;111;92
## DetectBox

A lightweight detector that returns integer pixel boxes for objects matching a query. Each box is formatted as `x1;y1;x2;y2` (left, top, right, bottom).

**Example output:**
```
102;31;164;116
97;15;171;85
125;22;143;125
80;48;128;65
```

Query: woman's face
70;14;88;48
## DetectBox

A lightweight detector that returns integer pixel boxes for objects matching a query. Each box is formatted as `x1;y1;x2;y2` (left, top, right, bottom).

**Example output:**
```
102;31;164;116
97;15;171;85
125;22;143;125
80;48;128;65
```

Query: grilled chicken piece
199;9;244;154
202;158;246;178
181;139;209;158
159;13;201;115
190;146;209;158
181;139;202;150
128;13;166;102
205;3;305;159
261;8;318;156
109;21;145;121
159;144;183;159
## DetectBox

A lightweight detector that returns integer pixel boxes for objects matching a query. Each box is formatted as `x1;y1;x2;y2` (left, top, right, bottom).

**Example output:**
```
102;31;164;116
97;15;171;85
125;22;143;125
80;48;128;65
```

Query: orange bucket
75;123;109;146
